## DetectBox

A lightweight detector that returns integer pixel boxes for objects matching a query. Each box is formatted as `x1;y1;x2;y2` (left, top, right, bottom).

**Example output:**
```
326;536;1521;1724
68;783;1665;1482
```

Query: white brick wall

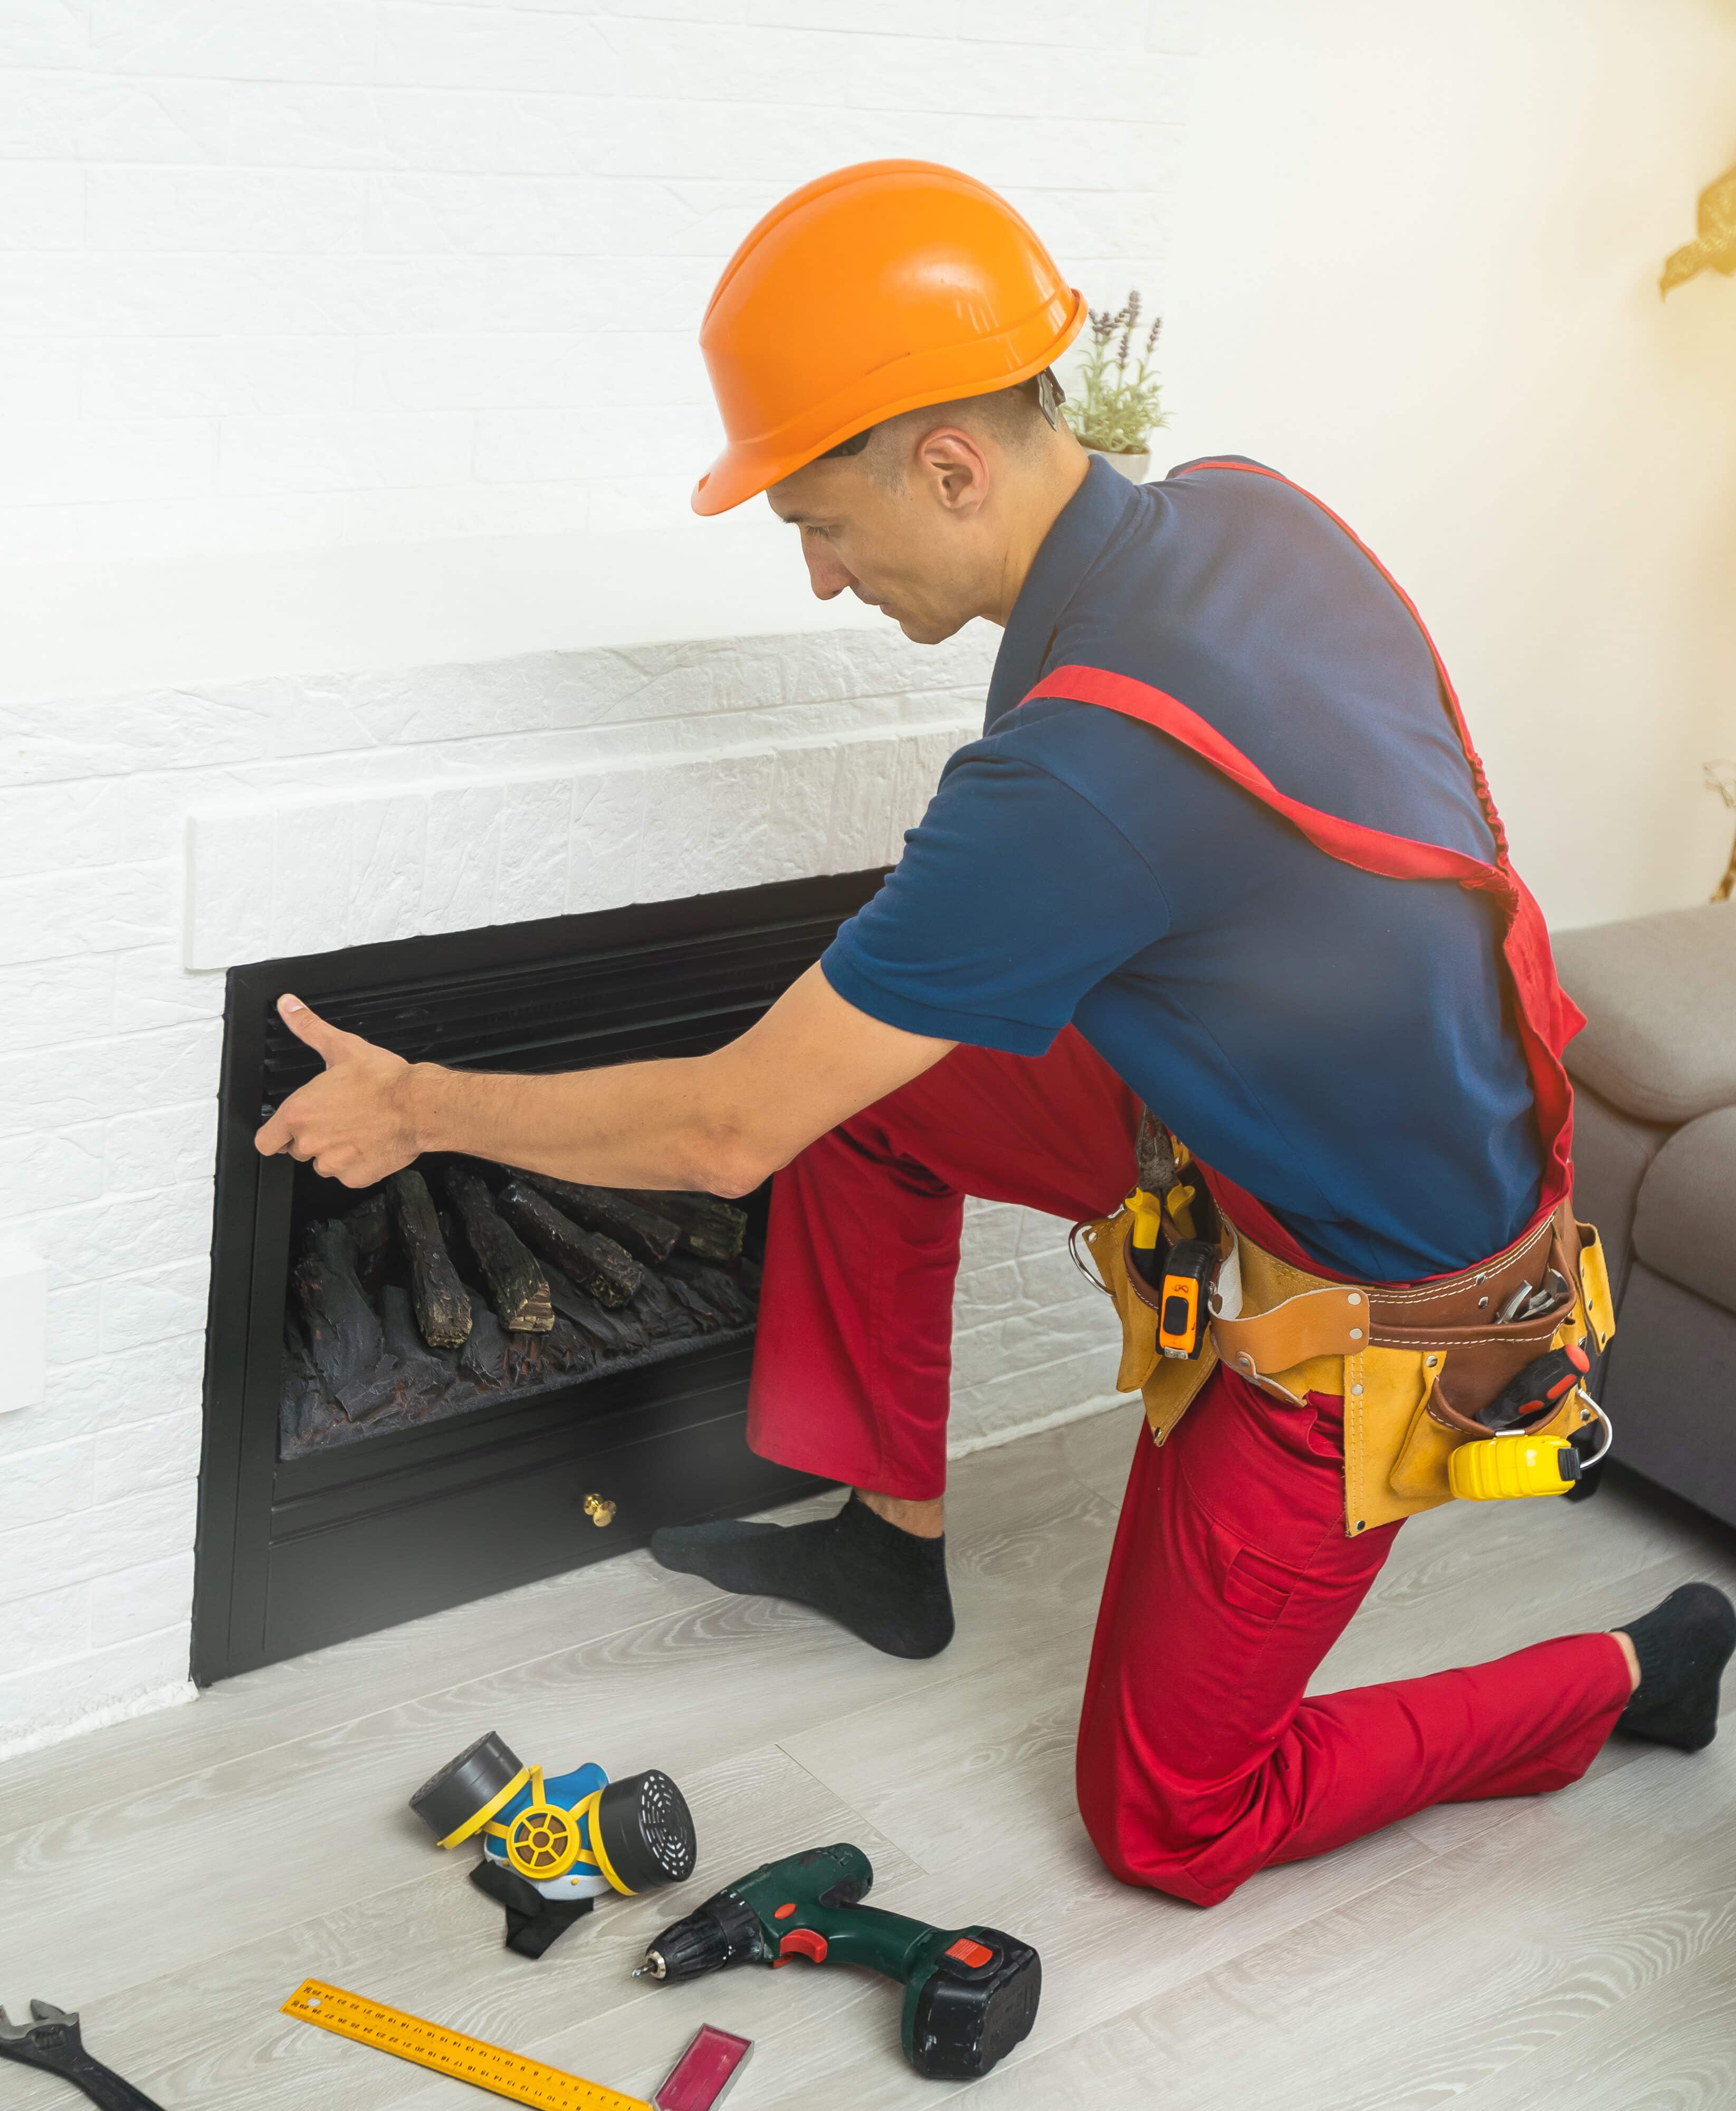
0;0;1190;567
0;624;1123;1755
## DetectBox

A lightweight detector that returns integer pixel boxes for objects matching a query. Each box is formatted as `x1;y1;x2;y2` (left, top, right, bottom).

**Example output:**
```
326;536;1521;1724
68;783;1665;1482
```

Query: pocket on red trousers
1211;1521;1303;1624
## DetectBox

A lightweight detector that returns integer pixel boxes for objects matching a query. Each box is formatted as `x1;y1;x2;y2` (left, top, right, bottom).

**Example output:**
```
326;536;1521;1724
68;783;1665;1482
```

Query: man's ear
912;425;991;517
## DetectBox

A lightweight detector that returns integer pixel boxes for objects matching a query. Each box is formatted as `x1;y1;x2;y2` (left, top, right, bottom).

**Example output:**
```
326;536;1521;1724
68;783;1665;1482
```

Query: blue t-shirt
821;455;1542;1282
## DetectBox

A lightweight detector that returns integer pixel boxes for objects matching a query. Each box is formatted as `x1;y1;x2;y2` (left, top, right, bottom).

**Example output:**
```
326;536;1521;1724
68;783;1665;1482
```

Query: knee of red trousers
1075;1741;1263;1909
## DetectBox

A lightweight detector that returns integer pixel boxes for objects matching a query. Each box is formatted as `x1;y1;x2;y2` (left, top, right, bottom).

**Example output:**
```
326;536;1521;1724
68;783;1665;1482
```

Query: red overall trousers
747;465;1633;1906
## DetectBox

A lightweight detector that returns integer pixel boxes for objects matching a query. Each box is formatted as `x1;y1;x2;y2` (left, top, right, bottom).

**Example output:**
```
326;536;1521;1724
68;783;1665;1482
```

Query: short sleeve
820;744;1170;1052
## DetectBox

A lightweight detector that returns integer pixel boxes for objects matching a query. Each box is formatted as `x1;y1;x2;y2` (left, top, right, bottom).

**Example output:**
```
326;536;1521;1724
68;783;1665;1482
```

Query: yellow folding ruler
281;1979;651;2110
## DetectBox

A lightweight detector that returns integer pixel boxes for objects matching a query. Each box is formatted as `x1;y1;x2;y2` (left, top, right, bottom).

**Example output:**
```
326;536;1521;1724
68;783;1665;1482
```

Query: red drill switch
777;1927;829;1964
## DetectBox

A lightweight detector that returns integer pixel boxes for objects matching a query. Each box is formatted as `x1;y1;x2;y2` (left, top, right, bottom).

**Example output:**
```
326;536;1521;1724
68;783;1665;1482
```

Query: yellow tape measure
281;1979;651;2111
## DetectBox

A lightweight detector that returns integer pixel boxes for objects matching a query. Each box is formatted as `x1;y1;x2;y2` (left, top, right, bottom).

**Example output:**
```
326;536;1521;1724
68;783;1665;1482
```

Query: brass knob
583;1493;616;1528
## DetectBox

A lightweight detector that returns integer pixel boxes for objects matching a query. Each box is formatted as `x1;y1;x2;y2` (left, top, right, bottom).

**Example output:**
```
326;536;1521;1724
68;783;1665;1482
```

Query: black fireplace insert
192;869;885;1684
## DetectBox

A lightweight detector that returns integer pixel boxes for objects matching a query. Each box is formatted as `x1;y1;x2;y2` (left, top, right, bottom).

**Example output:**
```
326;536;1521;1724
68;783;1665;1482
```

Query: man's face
766;440;987;646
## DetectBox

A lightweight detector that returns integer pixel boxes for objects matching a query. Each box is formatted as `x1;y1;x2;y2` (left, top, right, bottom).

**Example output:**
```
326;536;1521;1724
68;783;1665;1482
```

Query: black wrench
0;2001;166;2109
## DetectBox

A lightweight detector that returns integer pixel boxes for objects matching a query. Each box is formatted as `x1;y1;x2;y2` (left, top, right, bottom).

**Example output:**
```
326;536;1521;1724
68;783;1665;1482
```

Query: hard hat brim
690;290;1088;517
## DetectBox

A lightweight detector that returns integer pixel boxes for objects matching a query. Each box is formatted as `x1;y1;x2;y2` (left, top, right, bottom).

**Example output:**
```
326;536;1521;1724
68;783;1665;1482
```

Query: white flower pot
1086;447;1151;483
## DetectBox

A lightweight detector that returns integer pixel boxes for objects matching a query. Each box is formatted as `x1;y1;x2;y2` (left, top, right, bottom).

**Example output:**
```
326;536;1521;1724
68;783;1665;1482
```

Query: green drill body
638;1843;1041;2082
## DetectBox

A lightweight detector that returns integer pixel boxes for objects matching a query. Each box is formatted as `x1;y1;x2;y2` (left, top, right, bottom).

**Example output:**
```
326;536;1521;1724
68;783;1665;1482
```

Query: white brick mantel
0;623;1121;1757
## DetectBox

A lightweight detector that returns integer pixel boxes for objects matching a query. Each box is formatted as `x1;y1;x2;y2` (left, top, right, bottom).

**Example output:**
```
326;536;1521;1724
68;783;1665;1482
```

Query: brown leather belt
1185;1201;1584;1434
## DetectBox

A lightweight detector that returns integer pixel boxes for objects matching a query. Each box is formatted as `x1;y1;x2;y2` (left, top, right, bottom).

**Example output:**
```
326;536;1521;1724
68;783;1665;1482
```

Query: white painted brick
270;798;355;959
0;863;171;968
0;686;278;787
0;1020;222;1140
497;775;571;922
0;1434;94;1529
0;955;116;1056
568;767;648;914
33;1330;204;1446
100;1257;211;1354
475;403;710;485
22;1182;213;1292
219;412;476;498
377;5;616;93
83;335;358;419
93;1409;203;1505
0;1579;90;1680
112;948;227;1030
90;1548;196;1648
0;1126;106;1218
348;793;430;945
90;0;377;82
85;167;368;254
423;783;503;933
0;162;85;247
0;780;182;880
0;1622;190;1747
106;1099;218;1197
185;810;273;971
0;0;86;69
0;417;216;507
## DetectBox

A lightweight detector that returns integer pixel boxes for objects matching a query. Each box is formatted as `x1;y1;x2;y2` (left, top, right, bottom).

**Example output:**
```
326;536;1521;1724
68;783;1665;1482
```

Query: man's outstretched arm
252;962;956;1193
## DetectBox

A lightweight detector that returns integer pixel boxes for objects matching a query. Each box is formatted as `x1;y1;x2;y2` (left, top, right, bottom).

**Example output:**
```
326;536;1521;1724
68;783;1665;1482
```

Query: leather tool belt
1076;1145;1618;1536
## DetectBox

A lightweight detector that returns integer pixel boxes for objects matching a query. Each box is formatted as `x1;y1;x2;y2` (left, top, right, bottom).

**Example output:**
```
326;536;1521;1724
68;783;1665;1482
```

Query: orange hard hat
692;160;1085;516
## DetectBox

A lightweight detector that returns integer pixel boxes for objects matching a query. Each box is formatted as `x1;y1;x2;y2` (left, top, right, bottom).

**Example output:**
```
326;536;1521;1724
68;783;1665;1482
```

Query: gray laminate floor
4;1402;1735;2110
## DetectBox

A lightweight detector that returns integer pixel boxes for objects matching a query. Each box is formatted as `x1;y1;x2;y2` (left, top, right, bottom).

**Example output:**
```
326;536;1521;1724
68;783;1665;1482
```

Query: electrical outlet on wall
0;1239;48;1414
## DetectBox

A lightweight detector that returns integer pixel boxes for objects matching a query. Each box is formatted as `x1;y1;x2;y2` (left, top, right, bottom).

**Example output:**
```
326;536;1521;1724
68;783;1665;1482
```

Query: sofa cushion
1555;901;1736;1125
1632;1105;1736;1315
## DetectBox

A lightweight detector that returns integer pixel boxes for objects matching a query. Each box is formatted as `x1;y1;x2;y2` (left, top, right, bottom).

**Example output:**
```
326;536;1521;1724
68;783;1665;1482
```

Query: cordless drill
635;1843;1041;2082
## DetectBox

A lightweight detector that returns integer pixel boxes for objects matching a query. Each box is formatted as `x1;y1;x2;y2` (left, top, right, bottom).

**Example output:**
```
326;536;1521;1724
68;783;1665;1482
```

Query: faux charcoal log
380;1282;459;1401
388;1169;474;1348
543;1264;651;1357
514;1171;680;1265
496;1180;644;1308
337;1357;405;1424
292;1221;384;1396
625;1189;749;1261
630;1270;703;1345
664;1256;756;1330
346;1190;390;1253
542;1317;596;1376
444;1163;555;1332
459;1291;512;1385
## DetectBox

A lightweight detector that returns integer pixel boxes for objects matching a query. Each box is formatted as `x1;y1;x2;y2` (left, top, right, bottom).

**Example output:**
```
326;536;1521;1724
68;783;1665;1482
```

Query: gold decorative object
1704;762;1736;902
1661;165;1736;295
583;1492;617;1527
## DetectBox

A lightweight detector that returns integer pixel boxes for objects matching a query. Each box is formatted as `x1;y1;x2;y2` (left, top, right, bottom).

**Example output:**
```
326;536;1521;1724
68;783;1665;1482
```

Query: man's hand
250;965;954;1195
253;995;419;1186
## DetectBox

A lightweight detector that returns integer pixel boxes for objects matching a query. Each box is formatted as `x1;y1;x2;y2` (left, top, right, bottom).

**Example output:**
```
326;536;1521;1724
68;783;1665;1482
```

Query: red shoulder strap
1019;459;1580;1276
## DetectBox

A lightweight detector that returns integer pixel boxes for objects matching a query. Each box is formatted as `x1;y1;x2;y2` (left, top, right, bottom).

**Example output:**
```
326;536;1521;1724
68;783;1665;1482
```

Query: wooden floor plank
3;1413;1733;2111
964;1734;1736;2109
0;1742;926;2111
0;1429;1117;2009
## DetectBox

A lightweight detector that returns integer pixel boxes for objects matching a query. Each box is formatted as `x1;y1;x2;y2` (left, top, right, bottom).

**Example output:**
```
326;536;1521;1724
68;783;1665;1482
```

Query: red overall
746;465;1633;1905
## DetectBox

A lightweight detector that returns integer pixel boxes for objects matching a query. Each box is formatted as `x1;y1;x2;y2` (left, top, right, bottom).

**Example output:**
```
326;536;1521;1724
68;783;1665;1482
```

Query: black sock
649;1495;953;1660
1618;1582;1736;1753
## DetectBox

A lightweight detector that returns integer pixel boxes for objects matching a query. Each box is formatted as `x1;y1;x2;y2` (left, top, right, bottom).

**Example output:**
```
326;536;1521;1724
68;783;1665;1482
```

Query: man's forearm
406;1051;759;1194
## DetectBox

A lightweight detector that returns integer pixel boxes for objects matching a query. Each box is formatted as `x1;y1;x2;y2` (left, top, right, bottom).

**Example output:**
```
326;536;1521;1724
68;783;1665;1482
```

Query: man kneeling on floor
256;163;1735;1909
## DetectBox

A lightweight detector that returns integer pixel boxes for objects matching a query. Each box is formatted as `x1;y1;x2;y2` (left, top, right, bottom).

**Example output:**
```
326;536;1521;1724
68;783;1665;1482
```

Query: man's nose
800;537;853;601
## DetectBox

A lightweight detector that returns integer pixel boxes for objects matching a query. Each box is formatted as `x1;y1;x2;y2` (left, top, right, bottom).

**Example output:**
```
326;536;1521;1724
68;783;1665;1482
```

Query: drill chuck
640;1890;767;1984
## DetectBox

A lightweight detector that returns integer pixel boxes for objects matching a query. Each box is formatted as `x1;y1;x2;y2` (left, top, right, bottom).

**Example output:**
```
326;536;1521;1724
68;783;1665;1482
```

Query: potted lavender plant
1063;292;1167;482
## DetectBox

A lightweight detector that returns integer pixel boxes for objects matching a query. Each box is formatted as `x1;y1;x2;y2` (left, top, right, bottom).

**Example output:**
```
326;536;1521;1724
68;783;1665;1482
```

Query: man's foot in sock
1616;1582;1736;1752
649;1494;955;1659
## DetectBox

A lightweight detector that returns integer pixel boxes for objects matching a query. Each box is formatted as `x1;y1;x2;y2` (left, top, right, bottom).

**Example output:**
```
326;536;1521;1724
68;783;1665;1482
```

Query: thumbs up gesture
253;995;421;1186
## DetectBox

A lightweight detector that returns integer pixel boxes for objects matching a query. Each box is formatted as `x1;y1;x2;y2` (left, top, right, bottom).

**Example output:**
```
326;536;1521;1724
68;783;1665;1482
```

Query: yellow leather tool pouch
1075;1209;1219;1441
1077;1193;1615;1537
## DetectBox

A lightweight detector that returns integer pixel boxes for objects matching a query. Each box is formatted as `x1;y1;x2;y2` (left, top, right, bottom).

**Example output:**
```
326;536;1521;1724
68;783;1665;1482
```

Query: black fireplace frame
192;870;885;1685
